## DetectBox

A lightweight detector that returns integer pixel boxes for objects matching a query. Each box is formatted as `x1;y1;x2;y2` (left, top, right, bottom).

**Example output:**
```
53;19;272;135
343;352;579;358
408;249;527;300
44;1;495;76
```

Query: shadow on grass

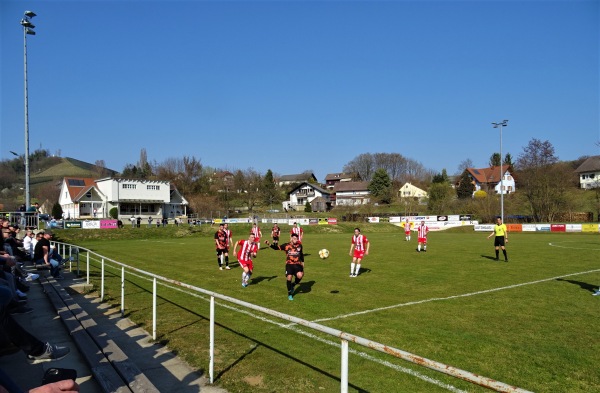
480;255;500;262
293;280;315;295
556;278;597;294
250;275;278;285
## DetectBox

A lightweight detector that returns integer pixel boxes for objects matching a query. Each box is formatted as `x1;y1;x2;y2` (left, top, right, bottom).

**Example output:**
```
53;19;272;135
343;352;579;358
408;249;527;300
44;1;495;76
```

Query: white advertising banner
522;224;537;232
566;224;582;232
82;220;100;229
447;215;461;221
367;217;380;223
475;224;494;232
536;224;551;232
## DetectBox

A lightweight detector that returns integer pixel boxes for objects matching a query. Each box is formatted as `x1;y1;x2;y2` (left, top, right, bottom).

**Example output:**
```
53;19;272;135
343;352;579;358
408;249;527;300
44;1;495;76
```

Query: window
122;184;136;189
147;185;160;190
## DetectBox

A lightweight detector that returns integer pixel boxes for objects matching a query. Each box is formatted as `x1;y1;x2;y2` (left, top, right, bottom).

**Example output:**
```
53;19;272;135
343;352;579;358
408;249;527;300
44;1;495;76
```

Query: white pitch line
311;268;600;324
96;258;465;392
548;242;600;251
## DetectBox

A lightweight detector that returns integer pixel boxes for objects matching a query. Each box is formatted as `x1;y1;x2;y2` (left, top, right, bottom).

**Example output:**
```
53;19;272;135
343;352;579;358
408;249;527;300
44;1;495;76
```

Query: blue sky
1;0;598;182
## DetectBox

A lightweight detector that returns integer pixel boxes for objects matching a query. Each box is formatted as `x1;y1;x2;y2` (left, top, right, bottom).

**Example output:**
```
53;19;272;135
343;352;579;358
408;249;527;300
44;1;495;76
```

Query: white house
284;182;331;211
575;155;600;189
465;165;516;195
59;177;188;219
333;181;371;206
398;183;428;199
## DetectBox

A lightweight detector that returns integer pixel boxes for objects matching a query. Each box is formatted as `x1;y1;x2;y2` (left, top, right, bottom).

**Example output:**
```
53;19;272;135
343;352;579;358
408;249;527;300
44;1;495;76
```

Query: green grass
56;224;600;392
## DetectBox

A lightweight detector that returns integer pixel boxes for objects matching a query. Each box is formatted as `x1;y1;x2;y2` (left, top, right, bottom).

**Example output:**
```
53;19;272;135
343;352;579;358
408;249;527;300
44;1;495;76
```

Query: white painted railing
53;241;532;393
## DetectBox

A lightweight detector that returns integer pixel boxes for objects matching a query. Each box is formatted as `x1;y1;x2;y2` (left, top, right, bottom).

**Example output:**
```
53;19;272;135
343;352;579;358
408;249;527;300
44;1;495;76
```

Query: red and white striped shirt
417;224;429;239
251;226;261;238
236;239;257;262
352;234;368;251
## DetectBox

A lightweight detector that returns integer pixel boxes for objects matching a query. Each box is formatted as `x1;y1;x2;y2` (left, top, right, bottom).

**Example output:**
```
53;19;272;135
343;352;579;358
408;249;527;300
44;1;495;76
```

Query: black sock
287;281;293;294
503;250;508;259
495;250;499;259
225;256;229;266
217;258;221;267
294;277;302;286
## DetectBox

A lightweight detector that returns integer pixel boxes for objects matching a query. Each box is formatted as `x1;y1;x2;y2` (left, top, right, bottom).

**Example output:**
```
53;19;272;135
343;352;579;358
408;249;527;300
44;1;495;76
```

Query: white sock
242;272;247;282
424;245;427;250
350;263;355;274
355;264;361;275
418;245;421;251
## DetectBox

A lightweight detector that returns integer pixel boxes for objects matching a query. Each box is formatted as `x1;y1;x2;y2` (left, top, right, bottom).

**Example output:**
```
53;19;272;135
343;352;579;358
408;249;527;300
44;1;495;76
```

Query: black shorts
273;236;279;241
285;263;303;276
216;249;227;256
494;236;506;247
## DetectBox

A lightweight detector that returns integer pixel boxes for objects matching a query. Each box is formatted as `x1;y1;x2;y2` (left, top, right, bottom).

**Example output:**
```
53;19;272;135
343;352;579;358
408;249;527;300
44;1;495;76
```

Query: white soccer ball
319;249;330;259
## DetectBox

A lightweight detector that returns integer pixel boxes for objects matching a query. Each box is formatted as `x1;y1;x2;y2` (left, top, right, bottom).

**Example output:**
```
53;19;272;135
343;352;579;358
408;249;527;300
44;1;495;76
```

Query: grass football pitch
66;224;600;392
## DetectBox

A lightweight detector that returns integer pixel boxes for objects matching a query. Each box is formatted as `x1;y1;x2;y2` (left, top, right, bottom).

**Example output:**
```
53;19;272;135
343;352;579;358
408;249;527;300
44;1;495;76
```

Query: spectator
33;232;62;279
130;215;136;228
0;285;71;364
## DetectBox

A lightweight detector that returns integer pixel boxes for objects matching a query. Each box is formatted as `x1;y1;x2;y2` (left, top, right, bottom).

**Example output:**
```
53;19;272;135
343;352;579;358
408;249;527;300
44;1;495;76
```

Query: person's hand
30;379;79;392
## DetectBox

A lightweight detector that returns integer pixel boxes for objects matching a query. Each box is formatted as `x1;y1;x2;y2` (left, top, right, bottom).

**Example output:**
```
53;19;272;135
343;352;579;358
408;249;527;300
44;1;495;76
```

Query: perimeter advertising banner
64;221;82;229
522;224;537;232
367;217;380;223
582;224;600;233
507;224;522;232
566;224;582;232
536;224;551;231
550;224;566;232
82;221;100;229
100;220;118;229
475;224;494;231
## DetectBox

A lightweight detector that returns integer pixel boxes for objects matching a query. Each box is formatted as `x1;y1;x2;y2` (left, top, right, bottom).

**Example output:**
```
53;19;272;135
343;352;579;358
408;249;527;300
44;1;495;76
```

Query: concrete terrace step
41;275;156;393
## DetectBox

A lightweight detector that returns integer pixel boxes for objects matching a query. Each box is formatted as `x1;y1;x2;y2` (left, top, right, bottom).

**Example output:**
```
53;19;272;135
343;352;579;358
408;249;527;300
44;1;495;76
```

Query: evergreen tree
456;171;475;199
368;168;392;203
489;153;501;167
503;153;513;167
432;169;449;184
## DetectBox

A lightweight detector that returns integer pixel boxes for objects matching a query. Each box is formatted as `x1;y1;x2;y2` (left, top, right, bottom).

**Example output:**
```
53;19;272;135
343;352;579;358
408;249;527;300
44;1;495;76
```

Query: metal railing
0;211;40;228
53;241;532;393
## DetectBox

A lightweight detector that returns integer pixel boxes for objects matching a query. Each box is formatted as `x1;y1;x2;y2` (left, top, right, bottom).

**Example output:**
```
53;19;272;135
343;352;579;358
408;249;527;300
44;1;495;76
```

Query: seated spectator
33;232;62;280
0;285;71;365
22;230;35;260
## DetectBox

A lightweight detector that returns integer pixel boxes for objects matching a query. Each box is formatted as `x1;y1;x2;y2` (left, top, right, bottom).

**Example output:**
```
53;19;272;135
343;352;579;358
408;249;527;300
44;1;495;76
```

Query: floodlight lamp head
25;28;36;35
24;11;37;18
20;19;32;27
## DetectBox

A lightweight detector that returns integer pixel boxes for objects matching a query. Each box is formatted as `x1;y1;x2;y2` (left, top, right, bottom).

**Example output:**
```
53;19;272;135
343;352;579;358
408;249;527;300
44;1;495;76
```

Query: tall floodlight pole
20;10;36;209
492;120;508;222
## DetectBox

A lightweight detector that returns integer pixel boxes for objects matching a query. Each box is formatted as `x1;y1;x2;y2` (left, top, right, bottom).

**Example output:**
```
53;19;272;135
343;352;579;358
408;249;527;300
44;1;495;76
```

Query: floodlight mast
491;120;508;222
20;10;36;209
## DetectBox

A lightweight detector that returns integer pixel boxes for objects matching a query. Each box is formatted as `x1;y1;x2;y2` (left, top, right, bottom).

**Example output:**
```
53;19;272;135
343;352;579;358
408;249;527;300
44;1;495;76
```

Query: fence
0;211;40;229
53;241;532;393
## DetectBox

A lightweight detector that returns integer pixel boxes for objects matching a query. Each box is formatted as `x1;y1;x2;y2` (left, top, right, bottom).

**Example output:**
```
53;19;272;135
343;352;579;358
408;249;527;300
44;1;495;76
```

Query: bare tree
456;158;474;175
344;153;375;181
516;138;567;222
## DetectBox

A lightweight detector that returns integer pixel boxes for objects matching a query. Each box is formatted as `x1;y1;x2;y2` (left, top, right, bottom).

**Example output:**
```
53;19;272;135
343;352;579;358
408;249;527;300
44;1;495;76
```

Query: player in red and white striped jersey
233;234;258;287
417;221;429;252
349;228;370;277
290;222;303;243
250;224;262;253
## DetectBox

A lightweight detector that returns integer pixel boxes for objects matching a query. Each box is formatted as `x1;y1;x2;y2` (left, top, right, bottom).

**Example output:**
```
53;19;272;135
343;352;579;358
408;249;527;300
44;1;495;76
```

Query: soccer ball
318;249;330;259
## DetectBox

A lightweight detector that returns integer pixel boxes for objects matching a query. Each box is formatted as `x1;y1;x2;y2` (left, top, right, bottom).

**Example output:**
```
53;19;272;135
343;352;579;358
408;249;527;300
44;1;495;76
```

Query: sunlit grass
58;225;600;392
